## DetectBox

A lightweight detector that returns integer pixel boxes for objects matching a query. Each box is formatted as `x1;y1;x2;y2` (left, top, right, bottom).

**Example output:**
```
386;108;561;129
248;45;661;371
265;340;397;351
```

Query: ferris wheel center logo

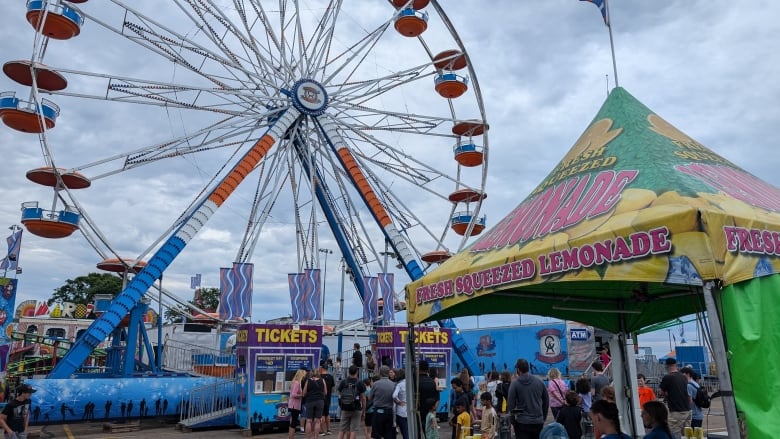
293;79;328;115
301;87;321;104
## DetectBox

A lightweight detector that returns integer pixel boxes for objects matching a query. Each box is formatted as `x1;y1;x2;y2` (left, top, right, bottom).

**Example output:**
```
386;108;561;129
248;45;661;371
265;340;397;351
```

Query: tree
49;273;123;305
164;287;221;322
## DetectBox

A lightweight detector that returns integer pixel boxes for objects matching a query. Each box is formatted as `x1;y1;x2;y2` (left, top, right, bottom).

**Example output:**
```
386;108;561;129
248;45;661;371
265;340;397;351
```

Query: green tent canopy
407;87;780;439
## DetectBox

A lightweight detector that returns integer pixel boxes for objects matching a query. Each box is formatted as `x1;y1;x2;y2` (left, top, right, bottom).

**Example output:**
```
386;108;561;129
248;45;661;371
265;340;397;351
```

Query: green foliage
49;273;123;305
164;287;221;323
195;287;221;311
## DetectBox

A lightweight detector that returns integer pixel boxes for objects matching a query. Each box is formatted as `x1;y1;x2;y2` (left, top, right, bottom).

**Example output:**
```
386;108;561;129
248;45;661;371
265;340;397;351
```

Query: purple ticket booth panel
375;326;452;419
235;324;322;433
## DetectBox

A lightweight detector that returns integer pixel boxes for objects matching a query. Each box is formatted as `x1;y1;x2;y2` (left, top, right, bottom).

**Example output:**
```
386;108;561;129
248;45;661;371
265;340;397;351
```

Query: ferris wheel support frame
48;109;301;379
315;118;482;375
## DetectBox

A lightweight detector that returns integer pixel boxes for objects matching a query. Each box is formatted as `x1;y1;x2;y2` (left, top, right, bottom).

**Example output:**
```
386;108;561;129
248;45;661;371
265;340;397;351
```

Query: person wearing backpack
336;365;366;439
680;367;704;429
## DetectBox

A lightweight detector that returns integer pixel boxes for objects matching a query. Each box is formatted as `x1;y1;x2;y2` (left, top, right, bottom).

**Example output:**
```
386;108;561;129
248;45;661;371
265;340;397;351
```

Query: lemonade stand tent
407;87;780;439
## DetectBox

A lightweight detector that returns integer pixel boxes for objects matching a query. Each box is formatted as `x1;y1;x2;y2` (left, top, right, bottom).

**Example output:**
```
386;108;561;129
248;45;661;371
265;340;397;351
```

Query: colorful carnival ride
1;0;490;431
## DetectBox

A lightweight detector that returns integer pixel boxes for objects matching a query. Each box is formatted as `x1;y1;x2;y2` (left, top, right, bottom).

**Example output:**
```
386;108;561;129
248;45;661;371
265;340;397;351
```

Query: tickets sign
236;324;322;348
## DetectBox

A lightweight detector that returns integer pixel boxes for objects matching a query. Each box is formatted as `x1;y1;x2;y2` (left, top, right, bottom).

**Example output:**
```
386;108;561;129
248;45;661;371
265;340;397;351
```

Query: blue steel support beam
314;117;480;375
49;110;299;378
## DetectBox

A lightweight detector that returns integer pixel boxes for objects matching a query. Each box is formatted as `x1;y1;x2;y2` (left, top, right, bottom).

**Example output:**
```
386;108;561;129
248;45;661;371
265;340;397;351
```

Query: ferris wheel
1;0;489;374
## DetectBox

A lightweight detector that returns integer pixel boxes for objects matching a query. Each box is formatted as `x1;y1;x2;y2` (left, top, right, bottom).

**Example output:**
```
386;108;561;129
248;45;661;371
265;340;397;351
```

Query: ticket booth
234;324;323;433
375;326;452;420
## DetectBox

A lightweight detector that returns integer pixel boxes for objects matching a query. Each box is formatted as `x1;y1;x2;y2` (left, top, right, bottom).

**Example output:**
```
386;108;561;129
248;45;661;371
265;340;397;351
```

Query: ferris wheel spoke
302;0;342;79
99;2;278;92
48;68;284;114
175;0;252;68
177;0;291;95
96;6;237;86
324;113;464;189
328;65;434;108
70;114;270;179
234;146;293;263
329;103;454;136
321;20;390;87
230;0;285;86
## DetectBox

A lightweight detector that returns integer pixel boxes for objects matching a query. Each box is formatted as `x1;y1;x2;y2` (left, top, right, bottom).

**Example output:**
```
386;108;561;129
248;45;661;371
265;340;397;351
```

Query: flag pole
605;0;619;88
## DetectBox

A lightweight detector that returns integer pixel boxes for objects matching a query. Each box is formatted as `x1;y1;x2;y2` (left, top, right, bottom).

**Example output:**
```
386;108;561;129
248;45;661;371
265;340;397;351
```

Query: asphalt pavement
29;399;729;438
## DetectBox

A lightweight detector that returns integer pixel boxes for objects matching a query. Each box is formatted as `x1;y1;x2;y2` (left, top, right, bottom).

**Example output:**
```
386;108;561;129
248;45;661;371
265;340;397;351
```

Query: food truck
234;324;323;433
375;326;452;419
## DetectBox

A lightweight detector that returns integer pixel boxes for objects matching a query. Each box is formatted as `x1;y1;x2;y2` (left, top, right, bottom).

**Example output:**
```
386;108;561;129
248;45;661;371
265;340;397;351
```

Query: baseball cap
17;384;36;394
664;357;677;366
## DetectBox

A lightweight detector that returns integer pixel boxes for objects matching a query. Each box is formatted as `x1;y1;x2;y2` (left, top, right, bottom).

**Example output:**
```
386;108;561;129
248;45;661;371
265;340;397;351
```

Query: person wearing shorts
337;365;366;439
303;368;326;439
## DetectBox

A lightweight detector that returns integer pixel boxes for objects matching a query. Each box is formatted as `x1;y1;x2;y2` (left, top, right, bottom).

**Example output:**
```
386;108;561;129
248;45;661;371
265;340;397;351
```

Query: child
450;400;471;439
556;391;583;439
637;374;656;409
425;398;440;439
479;392;497;439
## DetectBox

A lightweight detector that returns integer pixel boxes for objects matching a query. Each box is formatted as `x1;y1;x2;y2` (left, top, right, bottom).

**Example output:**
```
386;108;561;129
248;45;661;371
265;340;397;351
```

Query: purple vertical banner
220;263;253;321
378;273;394;322
218;267;234;312
190;273;201;290
288;273;305;322
363;276;378;323
288;269;321;322
0;229;22;271
0;277;18;373
303;269;321;321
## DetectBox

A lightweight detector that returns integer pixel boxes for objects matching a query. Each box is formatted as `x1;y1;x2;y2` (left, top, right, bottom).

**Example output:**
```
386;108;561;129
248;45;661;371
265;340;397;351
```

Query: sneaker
319;433;326;436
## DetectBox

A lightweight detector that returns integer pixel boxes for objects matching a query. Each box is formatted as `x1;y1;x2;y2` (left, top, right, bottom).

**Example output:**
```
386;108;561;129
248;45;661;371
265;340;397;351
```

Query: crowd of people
299;344;709;439
288;343;442;439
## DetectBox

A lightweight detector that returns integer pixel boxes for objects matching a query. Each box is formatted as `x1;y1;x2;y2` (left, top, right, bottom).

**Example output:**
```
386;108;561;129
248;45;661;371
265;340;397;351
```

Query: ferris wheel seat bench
433;50;467;71
26;0;84;40
394;8;428;37
96;258;147;273
450;211;486;236
26;166;91;189
3;60;68;91
453;142;484;166
20;202;80;238
448;188;486;203
0;92;59;132
391;0;431;9
421;250;452;264
452;120;489;137
435;73;469;98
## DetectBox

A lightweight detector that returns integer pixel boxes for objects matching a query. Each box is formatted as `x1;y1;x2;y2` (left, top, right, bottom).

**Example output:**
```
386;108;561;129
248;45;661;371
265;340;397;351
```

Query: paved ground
31;399;729;438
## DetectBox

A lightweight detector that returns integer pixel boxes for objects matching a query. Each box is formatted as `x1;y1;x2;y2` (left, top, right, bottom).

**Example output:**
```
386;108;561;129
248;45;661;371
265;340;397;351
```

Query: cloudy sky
0;0;777;358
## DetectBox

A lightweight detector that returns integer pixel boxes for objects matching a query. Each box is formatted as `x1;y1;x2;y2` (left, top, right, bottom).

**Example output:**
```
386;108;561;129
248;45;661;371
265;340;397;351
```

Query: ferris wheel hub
290;79;328;116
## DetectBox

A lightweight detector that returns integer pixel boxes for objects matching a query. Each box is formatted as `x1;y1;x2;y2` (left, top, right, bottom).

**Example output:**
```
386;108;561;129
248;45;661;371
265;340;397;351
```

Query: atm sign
570;328;590;341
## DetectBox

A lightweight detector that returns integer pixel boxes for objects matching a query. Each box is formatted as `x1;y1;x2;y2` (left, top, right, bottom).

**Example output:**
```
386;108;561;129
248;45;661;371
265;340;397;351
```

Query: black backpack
339;380;359;411
693;383;711;408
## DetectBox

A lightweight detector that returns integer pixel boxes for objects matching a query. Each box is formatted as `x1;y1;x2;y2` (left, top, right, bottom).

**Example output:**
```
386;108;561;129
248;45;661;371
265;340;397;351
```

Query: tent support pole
615;312;640;437
703;281;741;438
406;323;419;439
611;332;643;437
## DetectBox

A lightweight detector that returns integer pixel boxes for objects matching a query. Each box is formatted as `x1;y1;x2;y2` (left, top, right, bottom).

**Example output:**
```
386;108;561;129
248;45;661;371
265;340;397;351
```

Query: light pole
338;258;346;354
318;248;332;327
